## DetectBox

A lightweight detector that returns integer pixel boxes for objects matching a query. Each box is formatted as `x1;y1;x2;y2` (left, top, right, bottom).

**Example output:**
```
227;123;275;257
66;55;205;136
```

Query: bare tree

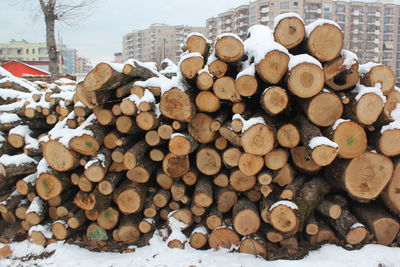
37;0;97;81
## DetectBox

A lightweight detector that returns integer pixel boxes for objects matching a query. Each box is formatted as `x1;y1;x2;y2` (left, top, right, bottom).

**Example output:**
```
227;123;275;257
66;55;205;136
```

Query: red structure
1;60;50;78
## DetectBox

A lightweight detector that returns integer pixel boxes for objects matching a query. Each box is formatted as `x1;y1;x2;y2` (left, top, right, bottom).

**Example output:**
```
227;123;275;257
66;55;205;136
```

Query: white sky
0;0;399;64
0;0;252;64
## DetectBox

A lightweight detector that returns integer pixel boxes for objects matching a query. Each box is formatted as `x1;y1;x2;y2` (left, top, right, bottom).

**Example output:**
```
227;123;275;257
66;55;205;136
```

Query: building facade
206;0;400;85
0;40;78;75
123;24;207;64
75;56;92;74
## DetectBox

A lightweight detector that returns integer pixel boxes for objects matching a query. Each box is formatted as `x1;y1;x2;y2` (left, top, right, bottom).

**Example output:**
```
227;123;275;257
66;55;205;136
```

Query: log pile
1;13;400;260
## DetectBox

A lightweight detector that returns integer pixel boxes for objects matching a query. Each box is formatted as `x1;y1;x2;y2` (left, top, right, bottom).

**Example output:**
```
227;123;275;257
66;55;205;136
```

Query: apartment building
206;0;400;85
122;24;207;64
75;56;92;74
0;39;78;74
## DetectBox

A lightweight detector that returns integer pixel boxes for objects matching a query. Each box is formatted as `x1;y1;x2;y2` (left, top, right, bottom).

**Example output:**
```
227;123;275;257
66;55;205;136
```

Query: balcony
375;12;381;17
353;10;360;16
261;7;269;13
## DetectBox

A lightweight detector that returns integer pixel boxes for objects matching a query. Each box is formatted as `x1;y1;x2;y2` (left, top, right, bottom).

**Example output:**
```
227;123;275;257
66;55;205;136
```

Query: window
336;5;345;13
0;49;2;55
367;17;374;23
26;48;29;54
294;2;298;8
17;49;22;55
385;7;392;15
32;48;35;54
280;2;289;9
384;17;392;24
338;15;345;21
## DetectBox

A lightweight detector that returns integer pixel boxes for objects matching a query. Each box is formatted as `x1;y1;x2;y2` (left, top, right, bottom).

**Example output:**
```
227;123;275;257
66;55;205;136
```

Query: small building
2;60;50;78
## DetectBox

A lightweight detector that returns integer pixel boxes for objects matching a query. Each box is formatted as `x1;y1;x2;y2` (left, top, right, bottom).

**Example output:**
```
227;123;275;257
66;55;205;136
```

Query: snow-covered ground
2;232;400;267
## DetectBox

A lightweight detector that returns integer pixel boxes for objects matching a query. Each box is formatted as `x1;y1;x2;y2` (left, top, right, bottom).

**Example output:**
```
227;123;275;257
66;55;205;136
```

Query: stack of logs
1;13;400;260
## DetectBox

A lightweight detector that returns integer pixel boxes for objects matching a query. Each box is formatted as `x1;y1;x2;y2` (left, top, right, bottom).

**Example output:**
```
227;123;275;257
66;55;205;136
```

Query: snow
322;88;330;93
0;112;20;124
55;78;76;85
305;19;341;37
124;59;160;76
0;100;25;112
381;120;400;133
28;224;53;239
215;33;243;43
170;133;185;139
0;66;12;77
237;63;255;79
288;54;322;71
351;223;365;229
160;59;178;75
37;158;51;176
273;13;304;29
309;136;339;149
154;103;161;118
178;52;203;67
9;125;31;136
244;25;289;65
192;226;208;235
0;74;40;94
0;154;37;166
26;197;44;215
332;119;351;130
232;114;266;133
352;83;386;103
3;234;400;267
0;88;31;101
359;62;380;75
340;50;358;69
269;200;299;211
100;61;124;73
167;211;188;244
390;103;400;121
186;32;207;41
126;89;156;108
22;173;37;185
85;153;106;169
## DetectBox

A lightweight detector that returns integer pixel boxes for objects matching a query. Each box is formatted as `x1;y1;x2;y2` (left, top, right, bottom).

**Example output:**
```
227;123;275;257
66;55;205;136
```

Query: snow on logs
1;13;400;260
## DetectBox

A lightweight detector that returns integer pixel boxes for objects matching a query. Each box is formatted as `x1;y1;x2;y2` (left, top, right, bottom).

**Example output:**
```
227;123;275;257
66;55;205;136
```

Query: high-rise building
61;49;77;74
123;24;207;64
75;56;92;74
206;0;400;85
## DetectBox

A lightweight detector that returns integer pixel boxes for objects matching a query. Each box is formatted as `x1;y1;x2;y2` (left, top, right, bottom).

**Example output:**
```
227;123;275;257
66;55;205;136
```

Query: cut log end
288;63;324;98
215;36;244;62
269;204;298;233
307;24;343;62
180;56;204;79
257;50;289;84
346;226;367;245
274;16;305;49
332;121;367;159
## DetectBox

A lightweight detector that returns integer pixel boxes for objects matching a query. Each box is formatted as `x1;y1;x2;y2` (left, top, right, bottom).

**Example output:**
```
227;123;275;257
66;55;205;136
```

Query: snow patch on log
0;89;31;101
273;12;304;29
0;113;21;124
186;32;209;43
85;153;106;169
305;19;341;38
269;200;299;211
170;133;185;139
160;59;178;75
167;211;188;244
237;63;255;79
340;50;358;69
0;154;37;166
288;54;322;71
351;223;365;229
381;104;400;133
27;197;44;215
125;59;160;76
192;226;208;235
244;25;289;64
37;158;51;176
126;89;156;110
352;83;386;103
0;101;25;112
215;33;243;43
100;61;124;73
178;52;203;67
309;136;339;149
0;72;40;93
232;114;266;133
22;173;38;185
358;62;380;76
332;119;351;130
29;224;53;239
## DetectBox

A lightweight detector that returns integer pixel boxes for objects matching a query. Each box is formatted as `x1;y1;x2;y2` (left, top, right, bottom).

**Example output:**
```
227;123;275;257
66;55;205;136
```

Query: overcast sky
0;0;253;64
0;0;399;65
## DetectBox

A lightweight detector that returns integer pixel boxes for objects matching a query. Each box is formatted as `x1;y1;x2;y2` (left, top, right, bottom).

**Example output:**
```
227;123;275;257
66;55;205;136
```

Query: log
306;21;343;62
193;176;213;208
113;181;147;214
153;189;171;208
290;146;321;174
74;188;112;211
272;163;295;187
189;225;208;249
323;51;359;91
264;149;289;171
162;153;189;178
375;126;400;157
216;186;238;213
86;223;108;241
168;133;197;156
239;235;268;258
316;199;342;219
84;147;112;182
26;197;46;225
98;172;123;195
160;88;195;122
123;140;148;169
212;77;241;103
280;176;306;201
84;62;132;92
286;56;324;98
67;209;87;229
195;91;221;113
352;202;399;247
238;153;264;176
187;33;208;56
42;140;79;172
0;154;37;180
299;90;343;127
296;116;338;166
324;120;367;159
268;200;299;234
235;68;258;97
362;64;396;95
51;220;69;240
36;169;71;200
229;169;256;192
382;158;400;215
222;147;241;168
233;198;261;235
324;152;393;202
214;34;244;62
97;207;119;230
240;119;275;156
277;123;300;149
256;50;290;84
208;59;228;78
115;116;141;134
208;227;240;249
260;86;289;116
78;176;93;192
196;147;222;176
273;14;305;49
180;53;204;79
